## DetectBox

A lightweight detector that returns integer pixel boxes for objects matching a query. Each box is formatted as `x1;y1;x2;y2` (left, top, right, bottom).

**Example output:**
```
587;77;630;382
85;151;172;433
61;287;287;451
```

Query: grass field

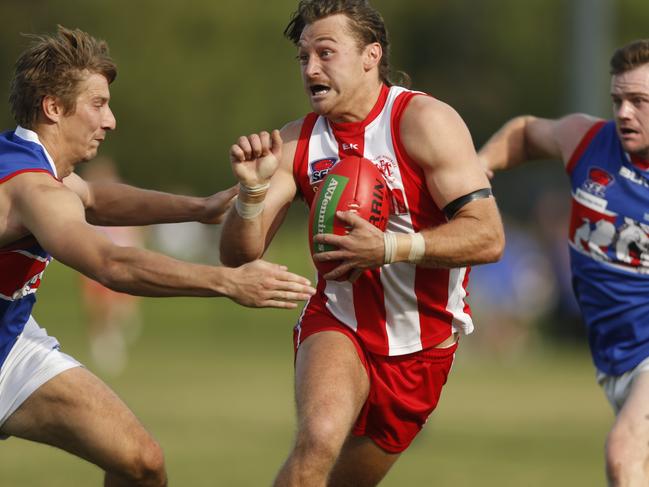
0;226;611;486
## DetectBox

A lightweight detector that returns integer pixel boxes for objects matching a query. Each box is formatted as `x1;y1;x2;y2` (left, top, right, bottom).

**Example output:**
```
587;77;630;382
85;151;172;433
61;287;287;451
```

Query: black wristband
443;188;493;220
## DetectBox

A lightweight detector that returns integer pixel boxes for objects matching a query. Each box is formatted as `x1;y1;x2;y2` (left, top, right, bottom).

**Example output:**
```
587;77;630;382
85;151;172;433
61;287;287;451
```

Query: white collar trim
14;126;58;179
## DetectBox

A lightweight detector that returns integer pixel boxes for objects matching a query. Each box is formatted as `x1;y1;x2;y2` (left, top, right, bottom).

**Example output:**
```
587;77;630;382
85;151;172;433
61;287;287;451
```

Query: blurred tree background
1;0;648;347
2;1;649;484
0;0;646;196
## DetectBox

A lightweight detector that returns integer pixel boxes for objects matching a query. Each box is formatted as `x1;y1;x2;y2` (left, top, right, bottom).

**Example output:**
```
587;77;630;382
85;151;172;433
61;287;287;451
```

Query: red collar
328;84;389;134
630;154;649;171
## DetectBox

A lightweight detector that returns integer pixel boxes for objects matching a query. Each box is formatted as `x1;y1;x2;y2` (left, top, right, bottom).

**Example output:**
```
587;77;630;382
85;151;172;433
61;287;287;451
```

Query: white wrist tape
383;232;426;265
235;197;264;219
383;232;398;265
235;182;270;219
408;232;426;264
239;182;270;198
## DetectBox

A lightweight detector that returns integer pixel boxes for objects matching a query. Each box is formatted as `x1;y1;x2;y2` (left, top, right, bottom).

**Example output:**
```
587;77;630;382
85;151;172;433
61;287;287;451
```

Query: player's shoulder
554;113;604;136
401;94;466;132
279;116;310;143
0;128;54;178
548;113;605;162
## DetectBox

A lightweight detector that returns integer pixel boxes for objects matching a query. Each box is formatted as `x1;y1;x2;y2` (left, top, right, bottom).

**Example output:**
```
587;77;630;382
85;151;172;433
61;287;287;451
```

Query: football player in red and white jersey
220;1;505;486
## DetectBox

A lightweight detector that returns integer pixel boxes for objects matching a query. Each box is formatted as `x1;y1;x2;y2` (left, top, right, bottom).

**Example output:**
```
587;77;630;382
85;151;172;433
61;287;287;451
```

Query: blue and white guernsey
0;127;57;368
567;120;649;375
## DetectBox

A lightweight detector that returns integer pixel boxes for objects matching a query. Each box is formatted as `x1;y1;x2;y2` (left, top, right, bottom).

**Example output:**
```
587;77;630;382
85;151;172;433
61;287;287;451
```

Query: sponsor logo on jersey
309;157;338;184
312;175;346;253
582;167;614;197
342;143;359;151
619;165;649;188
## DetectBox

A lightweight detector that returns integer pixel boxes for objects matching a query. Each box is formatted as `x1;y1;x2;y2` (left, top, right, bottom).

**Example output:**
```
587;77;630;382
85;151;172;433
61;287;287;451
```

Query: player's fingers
338;210;368;226
323;262;354;281
259;300;297;309
237;136;255;160
219;185;239;201
259;131;271;156
274;270;315;289
313;233;344;247
348;269;362;282
312;249;346;262
271;279;316;298
248;133;263;158
230;144;246;162
271;129;283;155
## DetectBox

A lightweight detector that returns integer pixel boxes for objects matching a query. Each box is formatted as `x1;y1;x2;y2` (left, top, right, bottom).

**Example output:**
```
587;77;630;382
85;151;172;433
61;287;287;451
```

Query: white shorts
597;356;649;415
0;316;81;437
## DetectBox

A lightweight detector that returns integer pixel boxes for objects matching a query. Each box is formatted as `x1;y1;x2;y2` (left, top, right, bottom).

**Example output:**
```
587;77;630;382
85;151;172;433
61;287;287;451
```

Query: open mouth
310;85;331;97
620;127;638;135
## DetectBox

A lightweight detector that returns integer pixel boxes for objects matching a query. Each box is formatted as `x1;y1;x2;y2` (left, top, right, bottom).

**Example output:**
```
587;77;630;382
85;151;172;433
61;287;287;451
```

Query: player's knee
296;417;344;463
605;427;636;483
124;437;167;487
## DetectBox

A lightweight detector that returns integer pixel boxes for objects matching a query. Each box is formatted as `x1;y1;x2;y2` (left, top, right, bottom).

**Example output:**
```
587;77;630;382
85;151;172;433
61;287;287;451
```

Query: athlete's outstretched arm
314;96;505;279
478;113;602;176
10;173;314;308
62;172;238;226
220;121;302;266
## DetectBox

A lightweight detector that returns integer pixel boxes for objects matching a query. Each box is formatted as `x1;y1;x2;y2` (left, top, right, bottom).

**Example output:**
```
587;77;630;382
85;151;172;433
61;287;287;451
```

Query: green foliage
0;0;646;201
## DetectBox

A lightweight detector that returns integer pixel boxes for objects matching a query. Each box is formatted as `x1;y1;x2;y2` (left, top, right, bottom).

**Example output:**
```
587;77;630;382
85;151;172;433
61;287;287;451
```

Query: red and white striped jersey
293;84;473;356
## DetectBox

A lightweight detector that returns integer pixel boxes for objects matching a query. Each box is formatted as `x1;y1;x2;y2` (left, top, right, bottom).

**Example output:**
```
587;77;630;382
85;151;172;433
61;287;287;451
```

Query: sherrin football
308;156;390;279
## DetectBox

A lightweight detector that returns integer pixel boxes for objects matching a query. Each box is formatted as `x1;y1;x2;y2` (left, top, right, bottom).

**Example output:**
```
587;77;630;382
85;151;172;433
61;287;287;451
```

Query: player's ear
41;95;65;123
363;42;382;72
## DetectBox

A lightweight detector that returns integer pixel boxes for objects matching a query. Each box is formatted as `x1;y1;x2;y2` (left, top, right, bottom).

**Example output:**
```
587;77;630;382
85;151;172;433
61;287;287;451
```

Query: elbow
92;251;131;292
219;238;264;267
481;225;506;264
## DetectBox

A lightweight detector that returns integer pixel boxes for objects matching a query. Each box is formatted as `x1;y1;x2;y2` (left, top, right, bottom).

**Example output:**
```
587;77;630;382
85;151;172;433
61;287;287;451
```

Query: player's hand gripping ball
308;156;390;280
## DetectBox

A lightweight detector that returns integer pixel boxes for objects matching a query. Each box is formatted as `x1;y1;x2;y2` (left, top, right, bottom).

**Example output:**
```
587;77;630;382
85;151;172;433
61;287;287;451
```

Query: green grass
0;226;611;486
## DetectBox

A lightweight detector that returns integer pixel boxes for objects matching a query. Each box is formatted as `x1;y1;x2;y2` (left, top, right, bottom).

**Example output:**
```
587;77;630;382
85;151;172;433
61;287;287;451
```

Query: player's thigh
612;371;649;447
295;331;370;435
1;366;160;472
328;435;400;487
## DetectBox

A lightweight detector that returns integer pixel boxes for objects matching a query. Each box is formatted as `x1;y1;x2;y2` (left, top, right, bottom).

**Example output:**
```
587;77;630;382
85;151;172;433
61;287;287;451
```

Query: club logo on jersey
309;157;338;185
372;155;397;184
582;167;614;197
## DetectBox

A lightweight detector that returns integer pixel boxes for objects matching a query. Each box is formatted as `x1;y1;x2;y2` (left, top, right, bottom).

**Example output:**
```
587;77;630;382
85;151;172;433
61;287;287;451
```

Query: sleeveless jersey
0;127;57;367
293;84;473;356
567;120;649;375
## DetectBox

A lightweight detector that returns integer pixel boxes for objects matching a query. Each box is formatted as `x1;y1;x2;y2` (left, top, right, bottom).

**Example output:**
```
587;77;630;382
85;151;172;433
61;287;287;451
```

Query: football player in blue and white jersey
0;26;315;486
480;39;649;487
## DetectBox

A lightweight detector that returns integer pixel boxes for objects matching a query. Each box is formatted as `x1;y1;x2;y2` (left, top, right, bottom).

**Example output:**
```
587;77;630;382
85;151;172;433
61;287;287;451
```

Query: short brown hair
284;0;398;86
610;39;649;75
9;25;117;128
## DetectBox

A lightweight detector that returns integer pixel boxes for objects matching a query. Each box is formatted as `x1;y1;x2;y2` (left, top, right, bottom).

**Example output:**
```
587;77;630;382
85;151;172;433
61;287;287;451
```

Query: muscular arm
7;173;314;307
63;172;237;226
219;122;302;266
398;96;504;267
478;113;602;174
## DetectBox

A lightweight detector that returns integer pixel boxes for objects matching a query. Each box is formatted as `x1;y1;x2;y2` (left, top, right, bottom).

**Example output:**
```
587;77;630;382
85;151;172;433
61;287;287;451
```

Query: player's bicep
14;177;111;275
525;114;602;164
401;98;491;208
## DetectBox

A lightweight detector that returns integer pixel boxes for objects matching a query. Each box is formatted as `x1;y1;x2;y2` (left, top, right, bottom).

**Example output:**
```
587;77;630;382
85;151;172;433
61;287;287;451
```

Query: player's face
59;72;116;166
611;63;649;158
297;14;376;122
